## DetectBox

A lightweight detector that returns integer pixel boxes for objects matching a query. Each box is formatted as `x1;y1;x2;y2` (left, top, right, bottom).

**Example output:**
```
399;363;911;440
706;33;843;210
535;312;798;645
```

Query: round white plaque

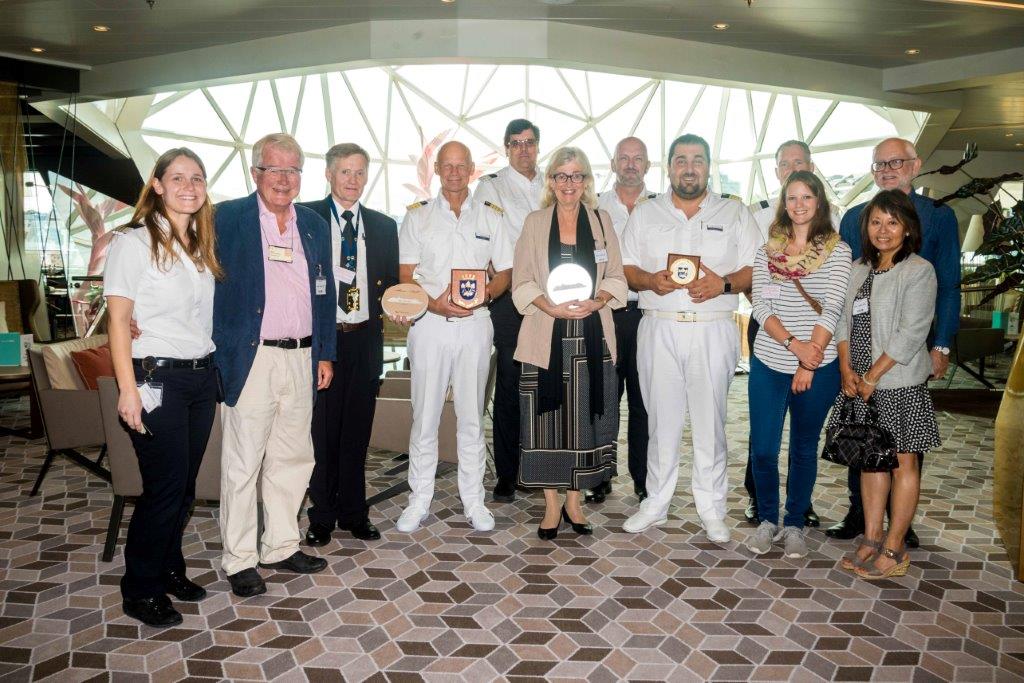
546;264;594;305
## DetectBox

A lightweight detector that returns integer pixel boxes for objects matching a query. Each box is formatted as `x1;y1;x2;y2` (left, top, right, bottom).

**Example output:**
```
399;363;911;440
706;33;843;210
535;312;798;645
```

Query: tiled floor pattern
1;375;1022;682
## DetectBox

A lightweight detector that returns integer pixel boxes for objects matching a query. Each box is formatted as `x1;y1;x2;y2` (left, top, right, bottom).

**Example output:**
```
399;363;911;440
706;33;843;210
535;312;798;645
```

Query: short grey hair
540;146;597;210
252;133;304;168
325;142;370;169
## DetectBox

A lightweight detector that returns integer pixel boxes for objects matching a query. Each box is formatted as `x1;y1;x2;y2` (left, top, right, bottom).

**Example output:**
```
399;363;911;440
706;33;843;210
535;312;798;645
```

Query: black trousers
613;303;648;491
121;363;217;601
490;293;523;483
308;325;380;528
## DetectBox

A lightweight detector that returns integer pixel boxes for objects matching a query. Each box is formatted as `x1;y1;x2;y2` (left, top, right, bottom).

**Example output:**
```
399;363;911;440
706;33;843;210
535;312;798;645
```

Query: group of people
103;119;958;628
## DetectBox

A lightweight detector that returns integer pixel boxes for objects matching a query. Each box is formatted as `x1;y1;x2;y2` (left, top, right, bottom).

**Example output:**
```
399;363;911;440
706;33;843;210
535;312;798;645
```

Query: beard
671;177;706;200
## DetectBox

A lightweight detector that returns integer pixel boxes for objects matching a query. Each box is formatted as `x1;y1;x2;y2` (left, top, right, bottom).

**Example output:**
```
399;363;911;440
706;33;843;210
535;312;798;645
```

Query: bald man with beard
392;141;514;534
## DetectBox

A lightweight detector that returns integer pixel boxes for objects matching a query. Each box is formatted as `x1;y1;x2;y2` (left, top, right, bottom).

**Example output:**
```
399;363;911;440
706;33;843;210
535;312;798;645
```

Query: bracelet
862;375;878;386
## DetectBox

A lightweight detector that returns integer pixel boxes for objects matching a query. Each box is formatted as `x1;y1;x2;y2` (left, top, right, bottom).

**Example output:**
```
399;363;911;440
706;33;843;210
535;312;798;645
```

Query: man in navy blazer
213;133;337;598
298;142;399;546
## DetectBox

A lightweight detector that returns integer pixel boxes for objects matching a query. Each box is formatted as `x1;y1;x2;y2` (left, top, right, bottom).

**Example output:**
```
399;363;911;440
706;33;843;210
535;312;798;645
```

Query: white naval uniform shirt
398;192;513;315
598;186;658;303
329;198;369;324
472;165;544;247
621;191;760;313
103;221;216;359
750;196;843;243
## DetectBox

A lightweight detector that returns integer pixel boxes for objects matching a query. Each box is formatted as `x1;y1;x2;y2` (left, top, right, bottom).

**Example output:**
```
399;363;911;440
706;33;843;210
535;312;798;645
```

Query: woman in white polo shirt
104;147;222;628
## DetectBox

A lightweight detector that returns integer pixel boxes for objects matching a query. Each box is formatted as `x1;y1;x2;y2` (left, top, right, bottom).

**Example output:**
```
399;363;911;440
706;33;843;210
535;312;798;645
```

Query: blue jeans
748;355;839;528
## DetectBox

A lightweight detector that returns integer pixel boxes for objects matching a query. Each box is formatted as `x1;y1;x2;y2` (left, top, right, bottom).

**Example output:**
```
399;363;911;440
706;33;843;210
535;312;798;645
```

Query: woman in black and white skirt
829;189;941;580
510;146;627;540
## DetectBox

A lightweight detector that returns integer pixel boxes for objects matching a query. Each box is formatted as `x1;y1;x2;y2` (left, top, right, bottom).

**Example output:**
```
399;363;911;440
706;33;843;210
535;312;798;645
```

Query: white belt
643;310;733;323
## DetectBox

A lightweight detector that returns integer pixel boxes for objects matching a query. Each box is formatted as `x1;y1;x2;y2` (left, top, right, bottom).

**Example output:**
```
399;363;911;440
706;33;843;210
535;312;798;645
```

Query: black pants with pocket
613;302;648;491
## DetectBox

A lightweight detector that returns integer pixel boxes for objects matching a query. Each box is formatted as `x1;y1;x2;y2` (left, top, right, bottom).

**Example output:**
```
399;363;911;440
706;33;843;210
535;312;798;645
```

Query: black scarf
537;206;605;420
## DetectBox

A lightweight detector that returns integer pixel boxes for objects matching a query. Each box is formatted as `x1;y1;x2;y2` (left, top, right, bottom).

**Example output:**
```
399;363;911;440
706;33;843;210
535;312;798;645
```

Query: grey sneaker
746;521;778;555
775;526;808;559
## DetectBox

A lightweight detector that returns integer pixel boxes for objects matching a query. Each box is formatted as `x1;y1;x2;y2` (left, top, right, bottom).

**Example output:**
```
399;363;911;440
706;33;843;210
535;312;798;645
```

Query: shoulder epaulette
759;199;770;209
406;200;429;211
721;193;739;201
647;192;657;199
635;194;651;206
483;200;504;215
597;191;604;198
481;173;498;180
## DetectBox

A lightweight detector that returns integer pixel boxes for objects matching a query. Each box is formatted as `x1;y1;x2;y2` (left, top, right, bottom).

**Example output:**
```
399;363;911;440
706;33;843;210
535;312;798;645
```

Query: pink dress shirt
257;195;313;340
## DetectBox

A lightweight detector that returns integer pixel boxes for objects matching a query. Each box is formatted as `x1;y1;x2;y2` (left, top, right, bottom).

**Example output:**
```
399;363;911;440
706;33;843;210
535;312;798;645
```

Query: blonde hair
540;146;597;209
252;133;304;168
125;147;223;279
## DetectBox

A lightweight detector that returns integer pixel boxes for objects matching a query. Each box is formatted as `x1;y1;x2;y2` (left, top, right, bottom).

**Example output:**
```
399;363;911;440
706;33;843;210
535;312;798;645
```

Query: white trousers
637;316;738;521
407;312;492;514
219;345;314;575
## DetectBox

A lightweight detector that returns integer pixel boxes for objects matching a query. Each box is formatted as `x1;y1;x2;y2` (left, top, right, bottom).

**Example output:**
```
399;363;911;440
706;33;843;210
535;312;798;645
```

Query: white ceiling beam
883;45;1024;94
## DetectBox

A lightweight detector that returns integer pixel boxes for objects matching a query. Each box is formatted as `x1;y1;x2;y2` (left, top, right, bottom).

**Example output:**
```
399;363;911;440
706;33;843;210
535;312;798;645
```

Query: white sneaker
702;518;731;544
775;526;808;559
466;506;495;532
746;521;778;555
623;510;668;533
396;506;428;533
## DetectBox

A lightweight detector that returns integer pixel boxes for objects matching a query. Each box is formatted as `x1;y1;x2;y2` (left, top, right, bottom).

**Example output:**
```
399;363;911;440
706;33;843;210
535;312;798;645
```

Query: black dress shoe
304;523;333;547
259;550;328;574
339;519;381;541
164;570;207;602
561;506;593;535
227;567;267;598
585;480;611;504
804;506;820;528
904;526;920;549
635;487;648;502
492;478;516;503
537;524;558;541
744;501;760;526
122;595;183;627
825;510;865;540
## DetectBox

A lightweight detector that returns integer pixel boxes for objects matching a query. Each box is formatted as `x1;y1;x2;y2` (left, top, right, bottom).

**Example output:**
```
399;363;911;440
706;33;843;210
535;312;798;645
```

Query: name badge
268;245;293;263
334;266;356;284
594;249;608;264
762;283;781;300
474;233;491;241
136;382;163;413
853;297;869;315
315;276;327;296
705;224;724;232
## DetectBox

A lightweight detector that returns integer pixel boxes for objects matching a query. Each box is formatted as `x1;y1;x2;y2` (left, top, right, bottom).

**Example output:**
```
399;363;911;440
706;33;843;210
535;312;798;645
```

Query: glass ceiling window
121;64;925;218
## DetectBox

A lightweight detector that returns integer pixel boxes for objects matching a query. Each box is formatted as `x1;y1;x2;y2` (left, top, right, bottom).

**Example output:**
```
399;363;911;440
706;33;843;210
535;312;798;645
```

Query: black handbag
822;397;898;472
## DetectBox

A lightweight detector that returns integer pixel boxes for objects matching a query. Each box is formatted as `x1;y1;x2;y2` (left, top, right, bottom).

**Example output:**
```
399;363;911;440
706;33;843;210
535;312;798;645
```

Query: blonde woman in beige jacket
511;147;628;540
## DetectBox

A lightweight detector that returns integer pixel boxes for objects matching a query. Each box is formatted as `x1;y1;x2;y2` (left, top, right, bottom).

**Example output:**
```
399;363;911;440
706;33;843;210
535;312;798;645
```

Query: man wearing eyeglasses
298;143;398;547
213;133;337;598
473;119;544;504
619;134;760;544
827;136;960;546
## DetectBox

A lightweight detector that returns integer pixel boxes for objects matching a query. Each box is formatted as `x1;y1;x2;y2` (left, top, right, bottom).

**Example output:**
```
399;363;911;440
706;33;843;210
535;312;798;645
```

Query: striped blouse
751;240;853;374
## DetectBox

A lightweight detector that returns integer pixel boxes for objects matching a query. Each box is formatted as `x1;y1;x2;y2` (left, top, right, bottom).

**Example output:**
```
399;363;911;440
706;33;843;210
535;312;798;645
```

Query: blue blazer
213;192;337;406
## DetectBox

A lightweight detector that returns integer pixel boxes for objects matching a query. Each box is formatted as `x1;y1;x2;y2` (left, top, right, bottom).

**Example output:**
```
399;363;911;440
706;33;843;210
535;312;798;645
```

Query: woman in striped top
745;171;852;559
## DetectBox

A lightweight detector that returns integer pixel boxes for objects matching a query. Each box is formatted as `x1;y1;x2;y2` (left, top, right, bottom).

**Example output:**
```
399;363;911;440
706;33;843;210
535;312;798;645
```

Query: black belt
133;355;213;370
262;336;312;349
337;321;368;333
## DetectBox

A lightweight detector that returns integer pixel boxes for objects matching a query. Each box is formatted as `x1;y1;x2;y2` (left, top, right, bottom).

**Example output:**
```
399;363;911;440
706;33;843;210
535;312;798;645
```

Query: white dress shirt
398;192;512;311
472;165;544;247
104;220;216;359
598;186;658;303
621;191;760;313
329;198;369;324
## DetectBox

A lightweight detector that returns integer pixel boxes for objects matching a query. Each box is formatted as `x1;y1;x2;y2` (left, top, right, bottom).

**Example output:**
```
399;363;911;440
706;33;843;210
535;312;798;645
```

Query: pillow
40;334;109;390
71;345;115;391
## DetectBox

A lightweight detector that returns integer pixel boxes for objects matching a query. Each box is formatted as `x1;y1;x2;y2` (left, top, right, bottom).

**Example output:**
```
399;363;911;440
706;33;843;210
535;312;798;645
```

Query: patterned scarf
766;230;840;282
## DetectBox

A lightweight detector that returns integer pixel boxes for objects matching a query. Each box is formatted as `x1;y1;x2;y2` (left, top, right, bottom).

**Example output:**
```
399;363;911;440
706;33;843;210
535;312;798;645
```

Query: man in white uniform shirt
590;136;658;505
620;133;760;543
473;119;544;503
396;141;512;533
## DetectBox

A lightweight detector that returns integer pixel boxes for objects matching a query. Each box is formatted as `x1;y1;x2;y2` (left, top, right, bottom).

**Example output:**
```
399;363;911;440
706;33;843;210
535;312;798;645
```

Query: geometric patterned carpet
1;376;1022;682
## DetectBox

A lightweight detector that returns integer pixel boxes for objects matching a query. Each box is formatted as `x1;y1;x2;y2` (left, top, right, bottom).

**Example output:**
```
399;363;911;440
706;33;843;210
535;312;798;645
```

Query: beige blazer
511;205;628;369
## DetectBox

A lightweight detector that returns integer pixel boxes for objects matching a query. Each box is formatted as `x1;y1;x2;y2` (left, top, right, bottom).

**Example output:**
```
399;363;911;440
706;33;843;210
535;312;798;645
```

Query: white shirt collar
437;191;471;215
331;197;361;219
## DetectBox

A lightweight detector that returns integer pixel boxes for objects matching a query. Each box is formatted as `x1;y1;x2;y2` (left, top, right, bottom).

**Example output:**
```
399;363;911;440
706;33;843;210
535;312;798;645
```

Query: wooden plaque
381;283;429;320
667;253;701;285
451;268;487;310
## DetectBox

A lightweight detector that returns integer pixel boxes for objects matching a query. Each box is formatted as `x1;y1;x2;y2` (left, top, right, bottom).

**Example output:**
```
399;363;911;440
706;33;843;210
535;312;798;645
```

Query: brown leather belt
338;321;368;333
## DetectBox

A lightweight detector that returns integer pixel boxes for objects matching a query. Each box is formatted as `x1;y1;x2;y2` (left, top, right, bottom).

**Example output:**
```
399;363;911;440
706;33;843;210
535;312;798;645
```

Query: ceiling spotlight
904;48;921;55
1008;132;1016;137
92;25;110;32
442;0;455;3
1017;142;1023;147
30;47;45;53
713;23;730;30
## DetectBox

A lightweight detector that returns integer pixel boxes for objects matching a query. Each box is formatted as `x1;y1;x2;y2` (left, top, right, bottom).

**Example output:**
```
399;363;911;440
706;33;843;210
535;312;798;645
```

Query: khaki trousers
219;345;314;575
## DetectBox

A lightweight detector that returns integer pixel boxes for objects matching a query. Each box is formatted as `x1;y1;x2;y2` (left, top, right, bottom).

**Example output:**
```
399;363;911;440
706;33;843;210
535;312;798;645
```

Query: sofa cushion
71;345;115;390
40;334;109;390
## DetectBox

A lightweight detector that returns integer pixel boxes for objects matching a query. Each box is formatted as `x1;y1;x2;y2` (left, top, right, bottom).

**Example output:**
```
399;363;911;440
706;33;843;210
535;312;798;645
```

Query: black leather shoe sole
164;572;207;602
259;551;328;574
804;507;820;528
492;482;516;503
584;491;606;504
304;523;333;547
227;568;267;598
123;597;183;627
340;521;381;541
824;517;864;540
537;525;558;540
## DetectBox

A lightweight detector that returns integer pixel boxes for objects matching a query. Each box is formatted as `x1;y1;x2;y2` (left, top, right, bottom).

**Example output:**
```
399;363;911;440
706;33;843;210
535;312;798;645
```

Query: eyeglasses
507;139;537;150
255;166;303;178
870;158;916;172
551;172;587;185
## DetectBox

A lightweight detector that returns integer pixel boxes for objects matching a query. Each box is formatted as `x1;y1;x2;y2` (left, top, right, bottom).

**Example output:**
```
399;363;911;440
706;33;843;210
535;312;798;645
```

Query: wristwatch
783;335;796;349
933;346;950;356
723;276;732;294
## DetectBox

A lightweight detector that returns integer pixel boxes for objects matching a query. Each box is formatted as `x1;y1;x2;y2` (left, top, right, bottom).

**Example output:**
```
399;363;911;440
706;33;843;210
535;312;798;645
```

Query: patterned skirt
827;383;941;455
518;333;618;490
